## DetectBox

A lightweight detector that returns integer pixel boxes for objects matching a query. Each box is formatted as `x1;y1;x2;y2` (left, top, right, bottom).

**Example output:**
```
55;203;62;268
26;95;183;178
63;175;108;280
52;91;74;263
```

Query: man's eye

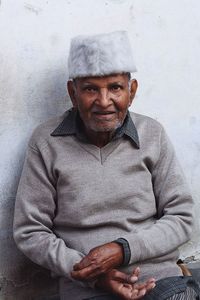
110;85;122;92
84;87;97;92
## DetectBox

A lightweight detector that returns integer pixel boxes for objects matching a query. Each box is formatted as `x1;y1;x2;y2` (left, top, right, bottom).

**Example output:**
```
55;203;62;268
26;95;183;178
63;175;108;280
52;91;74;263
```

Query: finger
125;267;140;284
118;267;141;284
134;288;146;299
146;278;156;283
111;269;139;285
110;270;135;283
145;278;156;289
131;267;140;278
71;265;96;280
126;285;146;300
71;264;99;280
133;282;147;290
133;279;155;292
127;275;139;284
145;281;156;292
73;263;82;271
83;268;103;280
130;281;155;299
133;282;155;300
73;257;92;271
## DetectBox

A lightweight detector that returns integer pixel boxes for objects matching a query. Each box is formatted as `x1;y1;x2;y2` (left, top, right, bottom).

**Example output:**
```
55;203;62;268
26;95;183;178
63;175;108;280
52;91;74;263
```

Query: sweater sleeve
13;144;85;281
123;127;194;264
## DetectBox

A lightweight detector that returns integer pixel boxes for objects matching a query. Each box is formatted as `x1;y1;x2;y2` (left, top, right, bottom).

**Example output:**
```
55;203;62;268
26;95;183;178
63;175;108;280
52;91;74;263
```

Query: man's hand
71;242;123;281
96;267;156;300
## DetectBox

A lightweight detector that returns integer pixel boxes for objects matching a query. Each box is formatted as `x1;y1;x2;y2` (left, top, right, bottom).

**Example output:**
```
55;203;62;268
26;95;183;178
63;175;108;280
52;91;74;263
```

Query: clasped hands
71;242;155;299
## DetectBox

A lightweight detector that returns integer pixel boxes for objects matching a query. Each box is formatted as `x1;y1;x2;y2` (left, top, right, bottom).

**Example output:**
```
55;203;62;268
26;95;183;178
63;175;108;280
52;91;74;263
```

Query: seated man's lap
84;276;200;300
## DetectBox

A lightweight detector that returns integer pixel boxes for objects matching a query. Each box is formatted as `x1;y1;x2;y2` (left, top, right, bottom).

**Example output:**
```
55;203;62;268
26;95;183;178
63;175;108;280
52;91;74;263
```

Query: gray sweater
13;111;193;300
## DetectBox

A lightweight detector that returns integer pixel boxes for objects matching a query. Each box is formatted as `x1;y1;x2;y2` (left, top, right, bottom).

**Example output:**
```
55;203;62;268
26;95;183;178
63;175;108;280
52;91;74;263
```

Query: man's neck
84;128;115;148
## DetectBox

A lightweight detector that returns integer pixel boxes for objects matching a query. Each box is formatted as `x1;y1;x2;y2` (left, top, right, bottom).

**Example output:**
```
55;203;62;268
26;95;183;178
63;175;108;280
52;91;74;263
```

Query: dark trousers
84;276;200;300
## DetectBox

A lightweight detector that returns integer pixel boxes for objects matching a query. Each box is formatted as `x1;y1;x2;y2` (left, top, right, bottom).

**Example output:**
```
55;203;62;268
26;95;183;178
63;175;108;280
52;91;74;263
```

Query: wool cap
68;31;137;79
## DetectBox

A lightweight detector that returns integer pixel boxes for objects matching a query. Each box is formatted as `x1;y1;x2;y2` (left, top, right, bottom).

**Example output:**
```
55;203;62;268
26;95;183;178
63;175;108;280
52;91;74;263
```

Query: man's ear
129;79;138;106
67;80;77;108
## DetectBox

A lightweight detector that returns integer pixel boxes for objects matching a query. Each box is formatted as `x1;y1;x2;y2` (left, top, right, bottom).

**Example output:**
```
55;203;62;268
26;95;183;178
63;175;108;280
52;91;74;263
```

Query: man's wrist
113;238;131;266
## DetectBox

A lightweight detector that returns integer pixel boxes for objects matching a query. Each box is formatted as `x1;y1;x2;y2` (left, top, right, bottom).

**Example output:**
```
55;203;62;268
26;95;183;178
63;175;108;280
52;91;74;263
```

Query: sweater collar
51;108;140;148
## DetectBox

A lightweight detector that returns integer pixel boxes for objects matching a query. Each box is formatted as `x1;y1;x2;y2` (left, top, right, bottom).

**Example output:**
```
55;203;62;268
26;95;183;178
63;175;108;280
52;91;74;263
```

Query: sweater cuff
113;238;131;266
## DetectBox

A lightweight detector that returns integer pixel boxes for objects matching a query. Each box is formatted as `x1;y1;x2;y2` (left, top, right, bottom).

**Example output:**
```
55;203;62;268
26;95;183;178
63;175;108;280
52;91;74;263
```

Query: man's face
68;74;137;133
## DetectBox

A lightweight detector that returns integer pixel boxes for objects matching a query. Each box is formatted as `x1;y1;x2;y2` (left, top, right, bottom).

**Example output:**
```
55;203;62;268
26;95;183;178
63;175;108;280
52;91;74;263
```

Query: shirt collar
51;108;140;148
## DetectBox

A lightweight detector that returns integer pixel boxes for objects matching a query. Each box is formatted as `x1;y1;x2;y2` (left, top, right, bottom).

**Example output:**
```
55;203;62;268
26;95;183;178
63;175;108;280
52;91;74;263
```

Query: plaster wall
0;0;200;299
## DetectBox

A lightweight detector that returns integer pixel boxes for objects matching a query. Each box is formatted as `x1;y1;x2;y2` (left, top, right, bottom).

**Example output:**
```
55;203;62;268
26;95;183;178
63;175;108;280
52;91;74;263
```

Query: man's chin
92;128;115;133
89;122;122;133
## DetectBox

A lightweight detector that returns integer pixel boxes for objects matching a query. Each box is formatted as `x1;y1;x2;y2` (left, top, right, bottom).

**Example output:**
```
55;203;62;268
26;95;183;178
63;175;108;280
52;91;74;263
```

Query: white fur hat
68;31;137;79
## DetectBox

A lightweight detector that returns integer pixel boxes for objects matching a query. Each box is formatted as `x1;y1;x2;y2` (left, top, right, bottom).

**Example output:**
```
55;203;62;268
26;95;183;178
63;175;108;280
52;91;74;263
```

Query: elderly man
13;31;199;300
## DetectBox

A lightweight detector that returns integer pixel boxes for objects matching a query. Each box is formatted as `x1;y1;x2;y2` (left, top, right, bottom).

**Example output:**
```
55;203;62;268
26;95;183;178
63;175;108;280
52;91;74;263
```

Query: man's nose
96;88;112;108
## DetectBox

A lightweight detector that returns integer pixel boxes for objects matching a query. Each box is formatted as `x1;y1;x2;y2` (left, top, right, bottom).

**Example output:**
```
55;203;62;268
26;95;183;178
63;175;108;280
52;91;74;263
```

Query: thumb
110;270;138;284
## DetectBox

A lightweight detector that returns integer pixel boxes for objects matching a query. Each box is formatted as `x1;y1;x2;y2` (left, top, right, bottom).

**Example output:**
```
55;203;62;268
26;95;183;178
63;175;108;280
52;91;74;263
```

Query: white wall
0;0;200;298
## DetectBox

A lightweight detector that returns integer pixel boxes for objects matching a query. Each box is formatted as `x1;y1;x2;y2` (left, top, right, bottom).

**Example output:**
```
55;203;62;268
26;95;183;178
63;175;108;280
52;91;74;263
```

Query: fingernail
129;276;138;283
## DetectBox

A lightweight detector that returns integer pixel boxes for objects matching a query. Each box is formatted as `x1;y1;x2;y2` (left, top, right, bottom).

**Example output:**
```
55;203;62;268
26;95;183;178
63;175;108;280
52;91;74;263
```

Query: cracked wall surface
0;0;200;299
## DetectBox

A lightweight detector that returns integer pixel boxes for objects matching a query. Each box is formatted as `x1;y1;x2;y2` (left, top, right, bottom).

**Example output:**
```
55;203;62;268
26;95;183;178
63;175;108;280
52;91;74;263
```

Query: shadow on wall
24;67;71;123
0;66;70;300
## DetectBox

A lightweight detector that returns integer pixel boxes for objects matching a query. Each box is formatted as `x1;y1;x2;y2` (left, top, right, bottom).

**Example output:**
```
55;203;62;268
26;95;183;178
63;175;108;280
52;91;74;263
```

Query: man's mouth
93;111;116;115
92;111;116;120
